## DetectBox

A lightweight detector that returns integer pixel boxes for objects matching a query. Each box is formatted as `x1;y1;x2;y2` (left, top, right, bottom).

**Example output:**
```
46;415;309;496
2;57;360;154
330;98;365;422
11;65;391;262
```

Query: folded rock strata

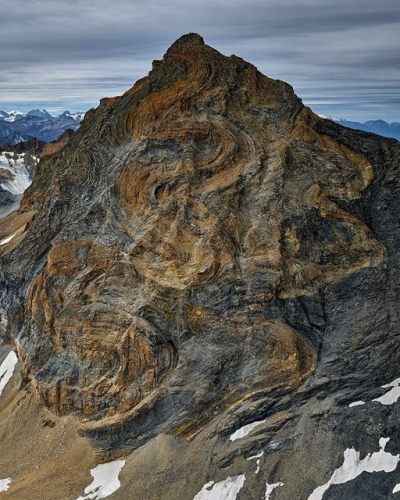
1;33;400;500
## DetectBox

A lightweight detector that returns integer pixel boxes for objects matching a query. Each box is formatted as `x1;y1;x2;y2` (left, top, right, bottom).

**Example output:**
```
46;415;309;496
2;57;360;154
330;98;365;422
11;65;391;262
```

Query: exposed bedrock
1;34;400;499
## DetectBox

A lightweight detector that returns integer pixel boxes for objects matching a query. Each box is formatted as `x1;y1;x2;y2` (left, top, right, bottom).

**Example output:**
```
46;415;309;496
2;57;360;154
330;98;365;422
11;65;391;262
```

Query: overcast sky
1;0;399;121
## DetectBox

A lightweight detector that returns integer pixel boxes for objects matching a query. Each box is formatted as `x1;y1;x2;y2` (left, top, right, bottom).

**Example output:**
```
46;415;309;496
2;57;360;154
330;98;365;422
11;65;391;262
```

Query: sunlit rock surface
0;34;400;500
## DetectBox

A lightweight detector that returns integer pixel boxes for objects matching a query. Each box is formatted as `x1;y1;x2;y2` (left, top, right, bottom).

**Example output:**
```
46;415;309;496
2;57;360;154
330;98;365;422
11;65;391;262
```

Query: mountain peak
26;108;52;119
166;32;205;54
0;34;399;500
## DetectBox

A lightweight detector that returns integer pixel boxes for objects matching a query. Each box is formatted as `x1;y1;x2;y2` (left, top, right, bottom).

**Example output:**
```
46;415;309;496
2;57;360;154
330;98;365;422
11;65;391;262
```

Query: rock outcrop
1;33;400;500
41;128;75;157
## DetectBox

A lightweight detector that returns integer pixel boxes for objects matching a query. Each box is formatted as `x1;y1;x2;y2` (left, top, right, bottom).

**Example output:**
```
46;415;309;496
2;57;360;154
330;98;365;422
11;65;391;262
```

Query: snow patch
0;478;11;492
247;451;264;474
247;451;264;460
76;460;125;500
0;351;18;397
0;233;17;246
70;111;86;122
349;401;365;408
393;483;400;494
317;113;342;121
308;437;400;500
265;481;283;499
229;420;266;441
3;110;24;122
193;475;246;500
373;378;400;405
0;152;32;195
348;377;400;408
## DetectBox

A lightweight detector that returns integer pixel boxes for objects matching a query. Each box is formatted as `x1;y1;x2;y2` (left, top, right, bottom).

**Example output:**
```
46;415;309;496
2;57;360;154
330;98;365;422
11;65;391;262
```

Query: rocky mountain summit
1;33;400;500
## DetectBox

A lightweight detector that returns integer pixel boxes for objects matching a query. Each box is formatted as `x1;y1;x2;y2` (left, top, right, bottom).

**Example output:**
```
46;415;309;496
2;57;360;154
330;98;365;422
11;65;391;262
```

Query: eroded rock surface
1;34;400;500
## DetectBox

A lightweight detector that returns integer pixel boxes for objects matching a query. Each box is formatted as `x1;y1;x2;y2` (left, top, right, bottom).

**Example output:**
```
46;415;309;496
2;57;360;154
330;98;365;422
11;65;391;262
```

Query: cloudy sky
1;0;399;121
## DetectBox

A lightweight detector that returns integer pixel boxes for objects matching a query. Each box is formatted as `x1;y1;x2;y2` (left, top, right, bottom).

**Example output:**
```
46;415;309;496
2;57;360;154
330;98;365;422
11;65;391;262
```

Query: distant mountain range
2;107;398;147
319;115;400;141
0;109;85;145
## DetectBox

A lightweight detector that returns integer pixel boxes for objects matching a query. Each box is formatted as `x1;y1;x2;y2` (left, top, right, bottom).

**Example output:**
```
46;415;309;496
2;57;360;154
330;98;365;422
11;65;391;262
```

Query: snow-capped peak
0;109;85;125
3;110;25;122
69;111;86;122
318;113;343;122
55;110;85;122
26;109;52;119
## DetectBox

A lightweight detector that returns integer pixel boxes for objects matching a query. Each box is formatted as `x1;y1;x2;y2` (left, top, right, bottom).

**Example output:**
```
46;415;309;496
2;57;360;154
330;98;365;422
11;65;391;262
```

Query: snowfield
0;351;18;397
76;460;126;500
193;475;246;500
308;438;400;500
0;152;32;195
0;478;11;492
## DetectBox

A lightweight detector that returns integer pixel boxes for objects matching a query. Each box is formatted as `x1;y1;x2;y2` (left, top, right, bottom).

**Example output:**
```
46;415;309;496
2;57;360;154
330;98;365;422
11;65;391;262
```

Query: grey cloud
1;0;400;121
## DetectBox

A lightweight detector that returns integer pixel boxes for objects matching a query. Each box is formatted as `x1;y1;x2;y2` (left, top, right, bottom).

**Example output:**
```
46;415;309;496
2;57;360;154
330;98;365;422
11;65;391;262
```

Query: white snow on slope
247;451;264;460
76;460;125;500
229;420;266;441
0;478;11;492
265;481;283;499
0;152;32;195
69;111;86;122
0;351;18;397
317;114;342;121
393;483;400;494
3;110;24;122
0;233;16;246
193;475;246;500
308;438;400;500
247;451;264;474
373;377;400;405
349;401;365;408
348;376;400;408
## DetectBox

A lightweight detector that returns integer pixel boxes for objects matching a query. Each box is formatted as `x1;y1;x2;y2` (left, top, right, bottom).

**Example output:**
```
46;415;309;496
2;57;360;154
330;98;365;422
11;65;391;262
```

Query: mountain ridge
319;114;400;141
0;109;85;145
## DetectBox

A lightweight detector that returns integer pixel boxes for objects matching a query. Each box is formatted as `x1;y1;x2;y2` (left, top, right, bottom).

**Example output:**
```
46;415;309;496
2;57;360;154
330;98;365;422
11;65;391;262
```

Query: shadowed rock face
1;33;400;500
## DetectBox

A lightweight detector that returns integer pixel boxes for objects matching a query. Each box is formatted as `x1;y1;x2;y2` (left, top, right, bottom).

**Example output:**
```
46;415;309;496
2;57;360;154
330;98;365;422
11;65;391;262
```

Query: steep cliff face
1;34;400;500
